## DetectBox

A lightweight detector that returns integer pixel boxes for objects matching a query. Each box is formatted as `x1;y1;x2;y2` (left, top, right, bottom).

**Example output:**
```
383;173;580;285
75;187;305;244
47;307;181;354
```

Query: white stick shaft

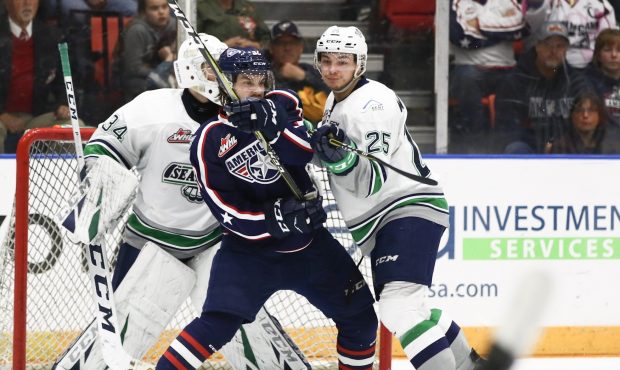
86;240;134;369
58;42;85;171
57;43;151;370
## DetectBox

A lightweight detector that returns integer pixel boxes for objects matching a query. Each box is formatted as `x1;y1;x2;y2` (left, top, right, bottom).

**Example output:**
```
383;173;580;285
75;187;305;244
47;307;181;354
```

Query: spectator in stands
525;0;617;69
550;91;620;153
449;0;526;139
494;21;593;154
586;28;620;126
0;0;74;153
268;20;329;123
114;0;176;103
196;0;270;49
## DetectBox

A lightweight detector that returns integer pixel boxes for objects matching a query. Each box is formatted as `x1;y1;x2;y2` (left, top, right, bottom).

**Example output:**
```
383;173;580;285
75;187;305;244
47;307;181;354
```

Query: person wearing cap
493;21;594;153
523;0;616;69
268;20;329;123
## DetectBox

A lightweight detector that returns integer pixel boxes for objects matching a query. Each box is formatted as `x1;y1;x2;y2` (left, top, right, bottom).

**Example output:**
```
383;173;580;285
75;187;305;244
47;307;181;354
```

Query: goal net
0;128;392;370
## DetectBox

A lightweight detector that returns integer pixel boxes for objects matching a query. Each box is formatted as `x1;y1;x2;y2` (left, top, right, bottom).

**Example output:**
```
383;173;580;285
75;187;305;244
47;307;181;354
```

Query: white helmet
314;26;368;79
174;33;228;103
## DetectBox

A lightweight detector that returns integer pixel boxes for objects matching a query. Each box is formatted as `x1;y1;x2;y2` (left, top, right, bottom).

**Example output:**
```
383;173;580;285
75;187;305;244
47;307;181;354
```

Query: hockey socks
432;308;480;370
399;308;455;370
156;312;244;370
336;341;376;370
335;307;378;370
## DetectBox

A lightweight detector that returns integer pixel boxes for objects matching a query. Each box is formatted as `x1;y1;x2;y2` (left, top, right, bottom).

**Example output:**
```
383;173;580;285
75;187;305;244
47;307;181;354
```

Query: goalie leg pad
221;307;311;370
54;242;195;370
116;242;196;357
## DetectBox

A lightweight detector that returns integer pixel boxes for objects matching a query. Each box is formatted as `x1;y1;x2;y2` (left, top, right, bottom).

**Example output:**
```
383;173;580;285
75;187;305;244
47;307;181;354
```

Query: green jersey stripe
350;196;448;243
127;214;222;249
84;143;122;164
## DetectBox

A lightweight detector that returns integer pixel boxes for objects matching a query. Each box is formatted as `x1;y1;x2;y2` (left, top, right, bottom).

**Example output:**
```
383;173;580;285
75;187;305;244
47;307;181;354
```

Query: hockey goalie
53;33;309;370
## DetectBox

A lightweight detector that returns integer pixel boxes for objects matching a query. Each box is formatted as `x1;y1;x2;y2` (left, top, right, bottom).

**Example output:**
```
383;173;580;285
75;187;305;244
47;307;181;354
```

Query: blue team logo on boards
225;141;280;184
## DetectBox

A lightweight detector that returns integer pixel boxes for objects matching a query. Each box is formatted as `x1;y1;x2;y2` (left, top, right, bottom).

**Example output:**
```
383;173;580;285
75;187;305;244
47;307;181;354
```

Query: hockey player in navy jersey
310;26;486;370
54;35;310;370
156;47;378;370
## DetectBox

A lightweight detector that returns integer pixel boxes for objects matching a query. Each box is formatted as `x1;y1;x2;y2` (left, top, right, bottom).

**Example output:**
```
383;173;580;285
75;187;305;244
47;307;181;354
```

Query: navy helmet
219;47;274;92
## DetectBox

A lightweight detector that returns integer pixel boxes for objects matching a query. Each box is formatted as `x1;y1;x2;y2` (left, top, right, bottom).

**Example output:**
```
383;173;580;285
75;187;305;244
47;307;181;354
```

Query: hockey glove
310;124;359;175
224;98;287;140
264;195;327;239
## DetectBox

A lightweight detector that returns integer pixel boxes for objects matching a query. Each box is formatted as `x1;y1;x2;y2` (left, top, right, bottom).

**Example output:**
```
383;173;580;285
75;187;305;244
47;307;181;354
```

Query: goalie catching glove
310;124;359;175
224;98;287;140
264;195;326;238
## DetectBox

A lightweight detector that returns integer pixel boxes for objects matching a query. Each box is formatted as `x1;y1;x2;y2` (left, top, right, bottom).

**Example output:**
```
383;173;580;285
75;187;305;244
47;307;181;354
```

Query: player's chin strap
332;76;361;95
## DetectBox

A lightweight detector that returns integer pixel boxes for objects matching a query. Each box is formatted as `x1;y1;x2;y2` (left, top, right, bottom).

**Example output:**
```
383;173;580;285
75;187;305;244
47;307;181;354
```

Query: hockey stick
57;43;152;370
308;123;437;185
327;137;438;185
168;0;304;200
58;43;84;171
476;269;553;370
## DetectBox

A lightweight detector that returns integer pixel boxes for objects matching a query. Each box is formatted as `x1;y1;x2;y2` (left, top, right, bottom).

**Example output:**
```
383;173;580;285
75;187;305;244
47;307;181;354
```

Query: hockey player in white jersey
310;26;486;370
53;33;309;370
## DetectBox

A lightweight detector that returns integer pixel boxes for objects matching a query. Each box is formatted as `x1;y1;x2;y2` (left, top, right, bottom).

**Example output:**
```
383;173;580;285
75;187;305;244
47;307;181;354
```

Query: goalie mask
218;47;275;100
314;26;368;79
174;33;228;104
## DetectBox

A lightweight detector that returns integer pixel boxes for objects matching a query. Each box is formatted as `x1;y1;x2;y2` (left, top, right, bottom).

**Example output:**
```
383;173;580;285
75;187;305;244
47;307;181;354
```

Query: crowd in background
3;0;620;155
449;0;620;154
0;0;336;153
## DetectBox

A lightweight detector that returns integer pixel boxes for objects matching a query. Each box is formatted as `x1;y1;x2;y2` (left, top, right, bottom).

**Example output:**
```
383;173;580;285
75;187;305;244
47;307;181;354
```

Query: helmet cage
174;34;227;103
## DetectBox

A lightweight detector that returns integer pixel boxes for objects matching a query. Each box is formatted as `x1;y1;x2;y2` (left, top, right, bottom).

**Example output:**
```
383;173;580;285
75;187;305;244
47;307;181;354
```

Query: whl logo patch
225;141;280;184
167;128;193;143
218;133;238;157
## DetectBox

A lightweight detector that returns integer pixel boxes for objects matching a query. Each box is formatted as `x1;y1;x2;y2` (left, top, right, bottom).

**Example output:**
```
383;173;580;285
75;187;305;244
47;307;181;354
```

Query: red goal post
2;127;393;370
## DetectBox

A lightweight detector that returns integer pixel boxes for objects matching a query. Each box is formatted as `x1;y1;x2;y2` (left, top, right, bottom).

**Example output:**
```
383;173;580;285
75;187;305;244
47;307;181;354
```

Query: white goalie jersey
84;88;221;258
320;79;449;254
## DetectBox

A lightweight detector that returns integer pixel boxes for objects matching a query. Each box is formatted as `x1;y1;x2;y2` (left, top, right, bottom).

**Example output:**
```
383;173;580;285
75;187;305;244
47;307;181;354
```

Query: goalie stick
57;43;152;370
167;0;304;200
58;43;84;170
